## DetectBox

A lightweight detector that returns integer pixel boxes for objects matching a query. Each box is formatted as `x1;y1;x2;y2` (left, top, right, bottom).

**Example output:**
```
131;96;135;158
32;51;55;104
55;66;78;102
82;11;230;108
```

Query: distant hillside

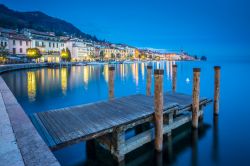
0;4;99;41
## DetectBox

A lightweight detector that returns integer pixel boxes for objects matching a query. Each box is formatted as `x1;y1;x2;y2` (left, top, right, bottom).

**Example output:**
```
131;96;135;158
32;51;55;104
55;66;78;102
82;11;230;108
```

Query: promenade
0;63;60;166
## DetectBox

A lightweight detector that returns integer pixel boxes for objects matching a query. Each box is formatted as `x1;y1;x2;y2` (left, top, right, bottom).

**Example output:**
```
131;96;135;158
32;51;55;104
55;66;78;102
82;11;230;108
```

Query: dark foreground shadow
83;121;212;166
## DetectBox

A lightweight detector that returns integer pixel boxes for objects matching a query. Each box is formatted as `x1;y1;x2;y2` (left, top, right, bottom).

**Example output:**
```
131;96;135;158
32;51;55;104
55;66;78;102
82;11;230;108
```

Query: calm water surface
2;61;250;166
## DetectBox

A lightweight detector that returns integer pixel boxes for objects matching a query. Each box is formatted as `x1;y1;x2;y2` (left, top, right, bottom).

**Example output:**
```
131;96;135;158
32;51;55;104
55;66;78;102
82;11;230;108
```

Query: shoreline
0;76;60;166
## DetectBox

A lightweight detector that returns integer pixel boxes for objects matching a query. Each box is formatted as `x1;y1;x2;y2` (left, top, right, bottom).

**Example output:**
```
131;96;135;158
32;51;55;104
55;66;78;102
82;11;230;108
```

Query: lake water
2;61;250;166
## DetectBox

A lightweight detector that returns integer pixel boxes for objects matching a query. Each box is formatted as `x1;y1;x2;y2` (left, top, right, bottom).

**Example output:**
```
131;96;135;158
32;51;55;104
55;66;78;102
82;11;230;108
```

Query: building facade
22;29;65;62
0;36;8;49
66;38;89;61
8;34;31;56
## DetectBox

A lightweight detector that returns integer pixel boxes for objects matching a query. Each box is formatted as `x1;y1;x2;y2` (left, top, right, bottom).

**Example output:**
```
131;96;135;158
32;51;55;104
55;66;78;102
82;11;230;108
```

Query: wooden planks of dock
31;92;211;151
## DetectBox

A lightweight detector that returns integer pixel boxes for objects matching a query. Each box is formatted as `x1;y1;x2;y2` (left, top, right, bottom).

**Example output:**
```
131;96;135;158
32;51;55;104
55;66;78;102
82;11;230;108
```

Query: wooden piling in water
154;69;164;152
192;68;200;129
214;66;221;115
146;66;152;96
108;66;115;99
172;65;177;92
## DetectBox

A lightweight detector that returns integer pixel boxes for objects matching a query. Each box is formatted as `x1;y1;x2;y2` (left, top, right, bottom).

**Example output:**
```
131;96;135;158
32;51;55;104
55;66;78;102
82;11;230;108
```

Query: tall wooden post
192;68;200;129
172;65;177;92
154;69;164;152
214;66;221;115
146;66;152;96
108;66;115;100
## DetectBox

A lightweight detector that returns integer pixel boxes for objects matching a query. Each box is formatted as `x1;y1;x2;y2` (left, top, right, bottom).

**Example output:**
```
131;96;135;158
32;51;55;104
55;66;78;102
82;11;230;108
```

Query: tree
0;45;9;64
88;52;95;60
0;45;9;58
27;48;42;61
111;53;115;60
100;50;105;61
116;53;121;60
61;48;71;62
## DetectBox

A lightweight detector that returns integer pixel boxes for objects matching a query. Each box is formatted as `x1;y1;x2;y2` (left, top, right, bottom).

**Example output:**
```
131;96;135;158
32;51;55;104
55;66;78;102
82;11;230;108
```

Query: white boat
87;62;108;65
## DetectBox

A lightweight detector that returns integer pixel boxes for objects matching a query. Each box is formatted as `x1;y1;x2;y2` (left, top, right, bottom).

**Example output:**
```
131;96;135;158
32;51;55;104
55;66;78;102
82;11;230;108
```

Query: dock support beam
154;69;164;152
146;66;152;96
108;66;115;100
112;127;125;162
214;66;221;115
172;65;177;92
192;68;200;129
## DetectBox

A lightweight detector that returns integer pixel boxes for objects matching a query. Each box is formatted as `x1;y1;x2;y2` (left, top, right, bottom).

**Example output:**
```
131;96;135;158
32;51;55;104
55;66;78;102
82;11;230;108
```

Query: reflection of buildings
165;61;176;80
83;66;89;89
132;63;139;86
103;65;109;83
27;71;36;101
119;64;125;80
141;63;145;79
61;68;67;95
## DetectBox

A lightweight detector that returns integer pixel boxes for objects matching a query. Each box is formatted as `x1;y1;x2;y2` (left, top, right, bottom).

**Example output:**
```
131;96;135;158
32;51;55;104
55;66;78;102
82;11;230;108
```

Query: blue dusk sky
0;0;250;60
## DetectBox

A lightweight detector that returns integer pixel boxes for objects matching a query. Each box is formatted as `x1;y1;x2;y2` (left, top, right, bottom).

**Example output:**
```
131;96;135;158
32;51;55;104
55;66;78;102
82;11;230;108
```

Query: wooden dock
31;65;221;162
31;92;211;161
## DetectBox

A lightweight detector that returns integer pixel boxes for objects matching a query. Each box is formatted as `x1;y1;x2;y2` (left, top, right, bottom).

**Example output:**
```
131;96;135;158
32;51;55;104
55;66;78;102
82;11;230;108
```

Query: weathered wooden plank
31;114;56;147
37;112;62;145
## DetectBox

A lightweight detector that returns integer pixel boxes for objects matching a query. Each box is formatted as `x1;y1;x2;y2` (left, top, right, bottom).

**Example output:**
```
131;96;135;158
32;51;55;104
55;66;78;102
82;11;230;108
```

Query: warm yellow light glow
27;50;35;56
61;52;67;56
83;66;89;89
27;72;36;101
61;68;67;95
120;64;125;79
132;63;139;86
103;65;109;83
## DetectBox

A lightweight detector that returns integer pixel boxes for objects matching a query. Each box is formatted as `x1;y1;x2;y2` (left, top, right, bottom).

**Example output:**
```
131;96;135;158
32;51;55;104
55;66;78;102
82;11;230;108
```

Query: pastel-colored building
0;36;8;49
66;38;88;61
8;34;31;56
22;29;65;62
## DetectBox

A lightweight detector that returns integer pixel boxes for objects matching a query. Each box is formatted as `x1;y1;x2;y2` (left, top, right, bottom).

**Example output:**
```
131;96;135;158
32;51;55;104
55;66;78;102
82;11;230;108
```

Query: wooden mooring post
154;69;164;152
172;65;177;92
214;66;221;115
146;66;152;96
108;66;115;99
192;68;200;129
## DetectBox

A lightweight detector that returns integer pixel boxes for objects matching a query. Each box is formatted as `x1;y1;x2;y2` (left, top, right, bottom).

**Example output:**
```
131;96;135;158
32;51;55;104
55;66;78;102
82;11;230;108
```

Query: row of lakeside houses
0;27;193;62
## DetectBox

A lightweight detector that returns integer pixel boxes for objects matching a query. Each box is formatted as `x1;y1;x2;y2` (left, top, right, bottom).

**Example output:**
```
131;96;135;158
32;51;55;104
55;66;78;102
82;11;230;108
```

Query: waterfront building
103;47;120;59
66;38;88;61
86;42;95;59
115;44;136;58
7;34;31;56
0;35;8;49
163;53;182;60
22;29;65;62
103;44;136;60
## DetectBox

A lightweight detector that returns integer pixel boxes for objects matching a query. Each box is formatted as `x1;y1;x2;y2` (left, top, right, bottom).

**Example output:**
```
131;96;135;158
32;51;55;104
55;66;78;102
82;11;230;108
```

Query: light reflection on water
2;61;250;166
